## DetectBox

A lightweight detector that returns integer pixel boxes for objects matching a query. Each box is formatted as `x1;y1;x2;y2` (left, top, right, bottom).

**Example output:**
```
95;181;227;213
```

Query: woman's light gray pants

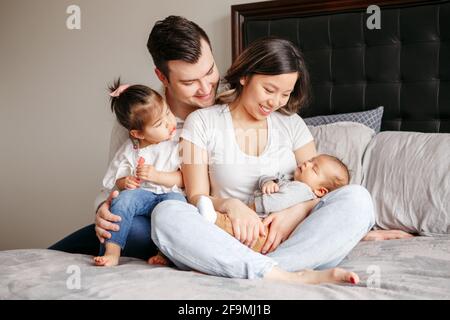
151;184;375;279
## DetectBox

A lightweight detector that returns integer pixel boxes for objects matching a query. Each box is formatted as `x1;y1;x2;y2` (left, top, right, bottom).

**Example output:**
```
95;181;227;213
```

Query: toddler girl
93;79;185;267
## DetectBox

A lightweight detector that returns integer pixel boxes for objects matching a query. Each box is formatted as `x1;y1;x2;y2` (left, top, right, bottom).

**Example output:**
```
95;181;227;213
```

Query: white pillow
362;132;450;235
307;121;375;185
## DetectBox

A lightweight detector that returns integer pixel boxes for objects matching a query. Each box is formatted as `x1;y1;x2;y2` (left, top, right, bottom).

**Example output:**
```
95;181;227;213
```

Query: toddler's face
294;155;336;194
141;102;177;144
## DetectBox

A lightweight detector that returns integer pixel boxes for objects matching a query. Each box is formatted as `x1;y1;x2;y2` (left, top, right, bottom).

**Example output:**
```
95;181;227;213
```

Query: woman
150;37;375;284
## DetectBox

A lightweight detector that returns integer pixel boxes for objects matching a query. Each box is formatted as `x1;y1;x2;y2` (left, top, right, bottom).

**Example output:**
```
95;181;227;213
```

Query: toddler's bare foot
265;266;359;285
93;255;120;267
94;242;121;267
148;252;169;266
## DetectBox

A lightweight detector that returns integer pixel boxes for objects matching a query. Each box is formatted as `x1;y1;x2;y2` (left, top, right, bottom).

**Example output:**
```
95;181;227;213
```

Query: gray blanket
1;236;450;299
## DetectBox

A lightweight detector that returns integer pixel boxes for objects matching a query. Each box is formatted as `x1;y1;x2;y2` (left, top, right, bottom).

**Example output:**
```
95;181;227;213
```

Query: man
49;16;220;259
49;16;412;260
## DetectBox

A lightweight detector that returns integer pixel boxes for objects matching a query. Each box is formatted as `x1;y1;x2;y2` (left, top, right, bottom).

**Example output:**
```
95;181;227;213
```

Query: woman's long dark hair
217;37;311;115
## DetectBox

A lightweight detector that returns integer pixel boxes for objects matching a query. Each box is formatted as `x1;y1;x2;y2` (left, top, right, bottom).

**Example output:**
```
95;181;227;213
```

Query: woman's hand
221;198;266;248
136;164;158;182
95;190;122;243
261;198;320;254
362;229;414;241
262;181;279;195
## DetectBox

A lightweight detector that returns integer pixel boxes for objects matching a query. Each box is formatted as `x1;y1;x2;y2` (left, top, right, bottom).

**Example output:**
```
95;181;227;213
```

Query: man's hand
362;229;414;241
95;190;121;243
261;181;279;195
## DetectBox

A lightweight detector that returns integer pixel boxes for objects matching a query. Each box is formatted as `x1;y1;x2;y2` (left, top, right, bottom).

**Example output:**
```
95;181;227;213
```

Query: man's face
164;39;220;109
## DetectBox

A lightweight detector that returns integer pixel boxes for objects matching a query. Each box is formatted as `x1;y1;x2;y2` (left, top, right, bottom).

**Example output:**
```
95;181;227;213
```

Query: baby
93;79;185;267
198;154;351;252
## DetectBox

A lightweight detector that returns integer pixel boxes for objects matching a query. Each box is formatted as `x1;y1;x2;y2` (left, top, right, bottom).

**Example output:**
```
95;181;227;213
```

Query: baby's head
109;78;177;145
293;154;350;198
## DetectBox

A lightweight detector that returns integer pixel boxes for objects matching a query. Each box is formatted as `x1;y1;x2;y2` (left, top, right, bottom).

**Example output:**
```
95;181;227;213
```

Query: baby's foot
93;255;120;267
148;253;169;266
197;196;217;223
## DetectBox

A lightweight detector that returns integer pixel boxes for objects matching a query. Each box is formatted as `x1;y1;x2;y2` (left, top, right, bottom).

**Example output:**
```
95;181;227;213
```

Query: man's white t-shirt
180;104;313;203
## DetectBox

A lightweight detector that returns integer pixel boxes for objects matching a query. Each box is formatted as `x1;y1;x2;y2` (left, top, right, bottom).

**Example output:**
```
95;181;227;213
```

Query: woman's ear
130;129;144;140
239;76;248;86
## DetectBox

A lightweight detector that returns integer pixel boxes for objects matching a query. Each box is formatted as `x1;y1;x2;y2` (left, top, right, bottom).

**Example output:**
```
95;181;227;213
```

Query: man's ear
314;186;329;198
130;129;144;140
155;68;169;86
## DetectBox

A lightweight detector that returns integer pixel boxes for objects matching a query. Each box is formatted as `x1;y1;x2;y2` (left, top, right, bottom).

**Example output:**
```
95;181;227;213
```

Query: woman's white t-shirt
181;104;313;203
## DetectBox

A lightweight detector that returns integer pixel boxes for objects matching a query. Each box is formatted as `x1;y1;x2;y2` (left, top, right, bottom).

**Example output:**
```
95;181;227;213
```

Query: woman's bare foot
93;242;121;267
362;229;414;241
264;266;359;285
148;251;170;266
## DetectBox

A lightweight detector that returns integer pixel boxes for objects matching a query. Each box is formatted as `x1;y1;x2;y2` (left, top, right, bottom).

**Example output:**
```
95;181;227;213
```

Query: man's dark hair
147;16;211;79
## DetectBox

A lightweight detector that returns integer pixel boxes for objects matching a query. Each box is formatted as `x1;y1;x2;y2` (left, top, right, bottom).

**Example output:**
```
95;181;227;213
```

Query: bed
1;0;449;299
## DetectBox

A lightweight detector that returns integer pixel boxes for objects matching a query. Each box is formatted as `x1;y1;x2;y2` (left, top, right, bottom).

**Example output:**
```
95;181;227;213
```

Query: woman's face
238;72;298;120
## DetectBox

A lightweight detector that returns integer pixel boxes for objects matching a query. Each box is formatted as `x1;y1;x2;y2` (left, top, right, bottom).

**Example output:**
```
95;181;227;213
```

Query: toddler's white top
102;137;182;195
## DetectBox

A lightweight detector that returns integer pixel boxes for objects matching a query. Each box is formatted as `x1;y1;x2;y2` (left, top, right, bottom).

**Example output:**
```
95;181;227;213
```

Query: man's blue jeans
99;189;186;255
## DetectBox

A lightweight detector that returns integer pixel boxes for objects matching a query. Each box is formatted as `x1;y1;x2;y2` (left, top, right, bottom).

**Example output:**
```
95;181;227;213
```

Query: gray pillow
362;132;450;235
307;122;375;185
304;106;384;133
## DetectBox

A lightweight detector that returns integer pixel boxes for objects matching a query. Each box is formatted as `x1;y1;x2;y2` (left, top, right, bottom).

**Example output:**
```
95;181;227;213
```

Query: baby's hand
262;181;279;195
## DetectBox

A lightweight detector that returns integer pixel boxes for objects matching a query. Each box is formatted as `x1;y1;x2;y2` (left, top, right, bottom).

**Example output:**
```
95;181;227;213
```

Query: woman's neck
229;100;265;126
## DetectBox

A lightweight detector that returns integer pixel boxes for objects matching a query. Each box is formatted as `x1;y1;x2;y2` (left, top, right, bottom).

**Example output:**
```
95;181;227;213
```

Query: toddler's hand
137;157;145;166
124;176;141;190
136;164;157;182
262;181;279;195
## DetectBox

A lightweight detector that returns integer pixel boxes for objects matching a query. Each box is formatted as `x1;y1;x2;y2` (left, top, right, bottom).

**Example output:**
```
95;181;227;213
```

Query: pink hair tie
110;84;130;97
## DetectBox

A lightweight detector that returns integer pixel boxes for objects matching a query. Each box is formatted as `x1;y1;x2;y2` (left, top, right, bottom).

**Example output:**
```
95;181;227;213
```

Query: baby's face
294;155;337;192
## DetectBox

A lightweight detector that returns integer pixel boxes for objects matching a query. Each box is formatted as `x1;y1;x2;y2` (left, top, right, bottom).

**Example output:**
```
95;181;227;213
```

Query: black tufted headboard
231;0;450;133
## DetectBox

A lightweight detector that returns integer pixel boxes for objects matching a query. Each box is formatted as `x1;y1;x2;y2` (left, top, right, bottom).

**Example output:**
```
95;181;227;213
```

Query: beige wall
0;0;266;250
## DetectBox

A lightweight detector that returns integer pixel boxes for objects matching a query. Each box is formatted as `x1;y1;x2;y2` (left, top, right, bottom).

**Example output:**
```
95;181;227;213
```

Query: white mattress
1;236;450;299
